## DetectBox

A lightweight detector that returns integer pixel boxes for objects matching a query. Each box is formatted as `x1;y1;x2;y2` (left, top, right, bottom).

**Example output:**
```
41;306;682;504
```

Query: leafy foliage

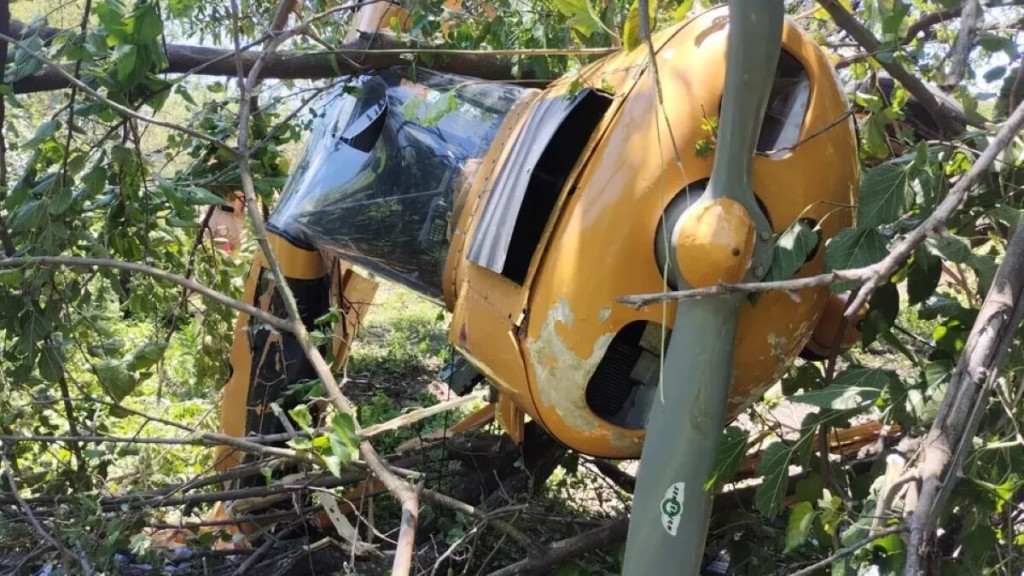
1;0;1023;574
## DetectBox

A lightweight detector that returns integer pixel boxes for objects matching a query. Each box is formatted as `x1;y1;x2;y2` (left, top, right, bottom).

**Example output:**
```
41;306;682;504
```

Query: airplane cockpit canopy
269;67;529;300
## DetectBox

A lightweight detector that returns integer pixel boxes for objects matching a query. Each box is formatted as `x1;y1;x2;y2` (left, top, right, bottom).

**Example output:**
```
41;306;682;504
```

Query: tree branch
790;525;907;576
486;518;629;576
943;0;980;89
904;206;1024;575
7;20;612;94
0;255;294;333
902;1;1024;44
844;99;1024;317
816;0;971;135
228;1;419;572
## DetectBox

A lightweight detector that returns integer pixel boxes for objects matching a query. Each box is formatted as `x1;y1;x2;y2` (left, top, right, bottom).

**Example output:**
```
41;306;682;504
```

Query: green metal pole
620;1;784;574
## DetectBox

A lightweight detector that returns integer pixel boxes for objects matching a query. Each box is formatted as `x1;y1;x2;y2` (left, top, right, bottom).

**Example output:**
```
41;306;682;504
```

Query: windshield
269;68;530;300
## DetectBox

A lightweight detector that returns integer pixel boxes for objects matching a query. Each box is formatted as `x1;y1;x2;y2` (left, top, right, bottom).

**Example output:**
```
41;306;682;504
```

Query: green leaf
673;0;694;20
622;0;657;50
115;45;139;82
783;363;823;395
784;501;816;554
289;405;314;433
38;345;64;383
858;163;909;229
331;412;359;451
755;441;791;517
132;4;164;43
94;359;137;402
125;340;167;372
824;228;888;291
82;166;108;197
9;198;45;232
47;186;74;215
704;426;749;490
908;245;941;305
553;0;610;39
402;97;421;121
870;280;899;326
96;0;130;42
23;119;60;149
764;220;819;282
924;234;972;264
790;366;895;410
422;92;458;127
983;65;1007;83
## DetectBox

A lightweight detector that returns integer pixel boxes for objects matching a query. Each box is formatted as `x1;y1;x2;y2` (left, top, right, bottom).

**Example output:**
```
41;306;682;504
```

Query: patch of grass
347;282;451;379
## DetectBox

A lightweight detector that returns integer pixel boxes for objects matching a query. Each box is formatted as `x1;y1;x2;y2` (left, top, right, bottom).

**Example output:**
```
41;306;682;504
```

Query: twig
789;525;907;576
1;450;70;565
0;430;314;464
486;518;628;576
233;523;300;575
903;1;1024;44
618;268;872;307
586;458;636;494
843;99;1024;317
0;255;293;333
360;396;477;439
227;1;422;571
420;488;536;551
362;440;419;574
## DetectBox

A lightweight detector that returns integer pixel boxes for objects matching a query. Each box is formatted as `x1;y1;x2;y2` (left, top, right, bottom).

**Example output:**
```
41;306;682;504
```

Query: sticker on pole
660;482;685;536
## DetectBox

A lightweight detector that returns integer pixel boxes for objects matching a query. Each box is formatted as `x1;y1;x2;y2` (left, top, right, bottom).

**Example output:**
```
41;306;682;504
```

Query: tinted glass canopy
269;68;529;300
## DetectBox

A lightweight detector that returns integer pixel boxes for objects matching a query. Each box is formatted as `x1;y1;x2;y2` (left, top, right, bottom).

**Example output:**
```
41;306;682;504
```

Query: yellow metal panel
518;10;858;458
448;281;540;423
329;263;379;372
495;393;525;444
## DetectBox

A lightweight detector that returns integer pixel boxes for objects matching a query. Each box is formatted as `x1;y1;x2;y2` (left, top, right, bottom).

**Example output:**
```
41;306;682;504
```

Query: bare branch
790;525;907;576
903;1;1024;43
7;20;613;94
0;255;294;333
420;488;537;552
1;449;69;564
486;518;629;576
360;395;477;439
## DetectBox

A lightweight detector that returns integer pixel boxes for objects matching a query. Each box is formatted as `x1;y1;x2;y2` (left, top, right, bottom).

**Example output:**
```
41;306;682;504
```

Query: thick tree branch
903;211;1024;575
7;20;612;94
228;2;419;572
816;0;972;135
